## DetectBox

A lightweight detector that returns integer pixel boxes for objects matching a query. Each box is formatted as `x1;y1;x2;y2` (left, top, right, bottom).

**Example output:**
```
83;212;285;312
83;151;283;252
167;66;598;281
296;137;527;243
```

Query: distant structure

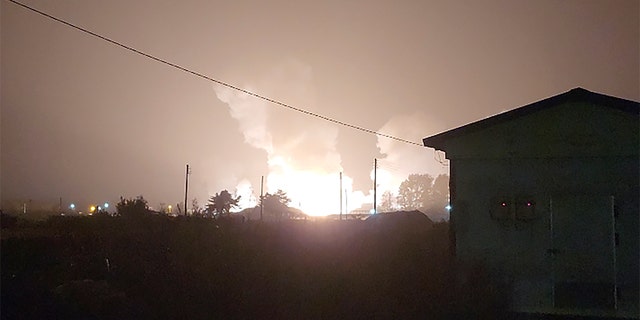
423;88;639;318
365;210;434;233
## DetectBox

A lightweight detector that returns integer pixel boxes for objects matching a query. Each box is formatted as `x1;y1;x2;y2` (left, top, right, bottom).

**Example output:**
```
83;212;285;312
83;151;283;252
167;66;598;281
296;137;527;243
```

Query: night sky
2;0;638;214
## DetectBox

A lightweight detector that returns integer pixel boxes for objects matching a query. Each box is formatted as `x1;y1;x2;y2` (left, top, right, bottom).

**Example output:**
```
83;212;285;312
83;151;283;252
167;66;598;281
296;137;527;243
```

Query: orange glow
232;156;371;217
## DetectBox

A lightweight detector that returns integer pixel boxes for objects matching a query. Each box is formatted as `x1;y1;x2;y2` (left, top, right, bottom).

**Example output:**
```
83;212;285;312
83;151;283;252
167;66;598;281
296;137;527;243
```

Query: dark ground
1;214;510;319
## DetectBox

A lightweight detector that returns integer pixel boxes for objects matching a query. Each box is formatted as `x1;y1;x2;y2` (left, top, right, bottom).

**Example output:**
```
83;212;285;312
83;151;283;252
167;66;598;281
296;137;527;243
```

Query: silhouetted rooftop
423;87;640;150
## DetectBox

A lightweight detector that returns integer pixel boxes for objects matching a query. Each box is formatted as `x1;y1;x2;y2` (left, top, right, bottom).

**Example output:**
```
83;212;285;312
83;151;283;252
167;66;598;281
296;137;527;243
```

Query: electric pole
373;158;377;214
340;172;343;220
345;189;348;218
184;164;190;216
260;175;264;221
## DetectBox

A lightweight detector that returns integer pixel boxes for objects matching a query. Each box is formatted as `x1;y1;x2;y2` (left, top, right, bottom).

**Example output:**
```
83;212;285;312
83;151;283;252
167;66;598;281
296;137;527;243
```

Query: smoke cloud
375;112;449;195
214;59;350;215
215;61;448;215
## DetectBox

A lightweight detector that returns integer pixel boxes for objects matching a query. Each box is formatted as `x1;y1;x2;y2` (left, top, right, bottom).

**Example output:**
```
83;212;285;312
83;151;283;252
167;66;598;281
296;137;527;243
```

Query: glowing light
90;205;96;212
234;179;258;210
103;202;109;208
501;202;507;207
445;204;452;211
69;203;76;210
227;155;371;217
266;167;345;216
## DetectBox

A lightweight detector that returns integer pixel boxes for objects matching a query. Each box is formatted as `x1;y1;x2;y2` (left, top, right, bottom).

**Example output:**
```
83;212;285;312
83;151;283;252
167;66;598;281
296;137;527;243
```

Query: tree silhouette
262;189;290;221
191;198;204;216
430;174;449;208
424;174;450;221
379;190;396;213
206;190;241;218
116;196;150;218
397;174;434;210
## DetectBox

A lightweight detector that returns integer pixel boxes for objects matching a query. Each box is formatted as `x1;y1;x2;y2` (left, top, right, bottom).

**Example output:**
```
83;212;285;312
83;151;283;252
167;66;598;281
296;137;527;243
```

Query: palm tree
206;190;240;218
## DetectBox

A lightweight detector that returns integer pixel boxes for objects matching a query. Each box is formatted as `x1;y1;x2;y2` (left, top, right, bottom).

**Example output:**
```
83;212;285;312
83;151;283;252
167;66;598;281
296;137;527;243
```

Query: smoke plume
375;112;449;195
214;59;350;215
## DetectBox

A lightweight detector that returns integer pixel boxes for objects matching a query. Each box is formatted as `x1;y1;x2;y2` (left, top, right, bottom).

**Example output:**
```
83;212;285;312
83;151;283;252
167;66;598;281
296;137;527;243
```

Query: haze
1;0;638;213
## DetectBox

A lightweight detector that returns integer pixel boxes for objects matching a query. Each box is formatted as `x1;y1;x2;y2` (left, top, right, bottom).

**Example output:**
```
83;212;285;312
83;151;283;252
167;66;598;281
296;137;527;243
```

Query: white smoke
214;61;448;215
215;85;273;153
375;112;449;196
214;59;352;215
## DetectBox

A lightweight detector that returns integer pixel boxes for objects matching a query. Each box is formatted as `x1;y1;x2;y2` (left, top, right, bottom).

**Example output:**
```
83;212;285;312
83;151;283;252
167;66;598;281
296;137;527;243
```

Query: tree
205;190;241;218
378;190;396;213
116;196;150;218
262;189;290;221
430;174;449;208
191;198;204;216
424;174;450;221
397;174;434;210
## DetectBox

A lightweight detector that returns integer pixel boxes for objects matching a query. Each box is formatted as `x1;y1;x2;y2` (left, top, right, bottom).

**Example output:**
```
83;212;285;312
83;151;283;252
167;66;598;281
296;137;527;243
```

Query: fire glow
231;156;370;217
212;60;444;216
213;60;373;216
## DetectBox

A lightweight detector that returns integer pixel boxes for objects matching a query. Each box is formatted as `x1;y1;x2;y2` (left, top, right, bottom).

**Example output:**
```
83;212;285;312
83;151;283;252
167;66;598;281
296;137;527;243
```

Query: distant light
90;205;96;212
104;202;109;208
501;202;507;207
69;203;76;210
369;209;376;214
445;204;452;211
97;206;102;211
526;201;533;207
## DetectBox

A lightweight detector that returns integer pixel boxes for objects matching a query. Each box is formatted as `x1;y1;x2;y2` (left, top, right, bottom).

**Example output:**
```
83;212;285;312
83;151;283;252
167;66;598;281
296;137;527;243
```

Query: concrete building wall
442;102;638;316
451;156;638;314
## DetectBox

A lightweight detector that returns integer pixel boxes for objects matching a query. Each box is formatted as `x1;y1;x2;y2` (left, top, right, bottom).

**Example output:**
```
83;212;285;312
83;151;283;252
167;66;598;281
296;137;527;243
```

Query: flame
214;60;419;216
268;159;358;216
231;156;366;216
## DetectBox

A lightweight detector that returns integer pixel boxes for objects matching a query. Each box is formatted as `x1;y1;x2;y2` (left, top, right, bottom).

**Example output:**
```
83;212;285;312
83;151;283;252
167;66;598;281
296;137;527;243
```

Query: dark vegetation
1;210;511;320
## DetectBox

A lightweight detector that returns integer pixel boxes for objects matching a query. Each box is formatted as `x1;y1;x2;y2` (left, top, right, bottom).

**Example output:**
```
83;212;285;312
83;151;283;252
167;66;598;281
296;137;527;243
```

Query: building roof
423;88;639;150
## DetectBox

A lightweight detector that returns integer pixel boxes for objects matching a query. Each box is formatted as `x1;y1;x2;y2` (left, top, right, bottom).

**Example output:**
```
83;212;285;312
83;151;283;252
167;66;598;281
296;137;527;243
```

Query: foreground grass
1;215;508;319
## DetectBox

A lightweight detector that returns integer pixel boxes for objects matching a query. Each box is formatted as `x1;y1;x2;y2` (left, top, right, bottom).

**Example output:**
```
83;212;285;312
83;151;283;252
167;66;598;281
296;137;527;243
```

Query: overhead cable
9;0;424;147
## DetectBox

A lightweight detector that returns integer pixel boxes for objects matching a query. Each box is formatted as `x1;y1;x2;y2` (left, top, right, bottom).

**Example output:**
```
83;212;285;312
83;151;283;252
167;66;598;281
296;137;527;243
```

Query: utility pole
260;175;264;221
373;158;377;214
184;164;190;216
345;189;348;218
339;172;343;220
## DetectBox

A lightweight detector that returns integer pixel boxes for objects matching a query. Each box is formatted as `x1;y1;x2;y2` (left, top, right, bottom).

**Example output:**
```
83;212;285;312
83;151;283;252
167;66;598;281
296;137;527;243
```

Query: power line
9;0;424;147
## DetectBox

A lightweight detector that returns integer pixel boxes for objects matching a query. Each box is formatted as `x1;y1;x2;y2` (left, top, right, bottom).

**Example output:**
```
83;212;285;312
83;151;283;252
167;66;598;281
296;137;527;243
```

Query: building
423;88;639;318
